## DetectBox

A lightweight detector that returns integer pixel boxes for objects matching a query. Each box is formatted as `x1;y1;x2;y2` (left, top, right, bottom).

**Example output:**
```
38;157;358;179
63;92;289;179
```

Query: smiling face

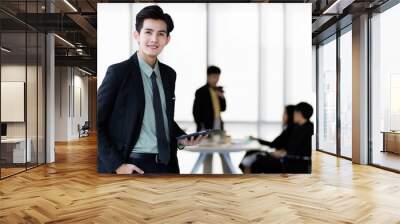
134;18;170;59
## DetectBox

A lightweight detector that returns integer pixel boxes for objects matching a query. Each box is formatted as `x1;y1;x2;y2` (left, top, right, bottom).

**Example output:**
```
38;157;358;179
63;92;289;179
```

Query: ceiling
0;0;393;76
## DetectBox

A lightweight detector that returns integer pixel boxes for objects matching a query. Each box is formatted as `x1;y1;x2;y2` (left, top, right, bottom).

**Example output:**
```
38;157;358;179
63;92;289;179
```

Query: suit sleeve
257;139;273;147
173;122;186;137
269;129;289;149
97;65;124;173
193;90;203;128
285;125;313;157
257;129;288;148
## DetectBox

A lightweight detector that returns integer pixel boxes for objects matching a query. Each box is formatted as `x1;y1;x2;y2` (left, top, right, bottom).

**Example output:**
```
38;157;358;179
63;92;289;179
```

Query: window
371;3;400;171
339;29;352;158
317;36;337;154
208;4;259;122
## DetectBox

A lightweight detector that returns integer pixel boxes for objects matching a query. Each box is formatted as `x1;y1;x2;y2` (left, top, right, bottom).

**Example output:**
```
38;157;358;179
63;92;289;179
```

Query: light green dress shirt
132;54;170;154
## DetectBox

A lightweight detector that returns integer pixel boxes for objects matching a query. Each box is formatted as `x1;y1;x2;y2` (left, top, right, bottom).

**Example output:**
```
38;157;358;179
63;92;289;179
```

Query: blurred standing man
193;66;226;131
97;5;205;174
193;66;227;173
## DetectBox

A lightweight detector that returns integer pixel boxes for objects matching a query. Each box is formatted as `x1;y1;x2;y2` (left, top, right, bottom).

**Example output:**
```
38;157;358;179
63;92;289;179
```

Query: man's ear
165;35;171;45
134;31;140;41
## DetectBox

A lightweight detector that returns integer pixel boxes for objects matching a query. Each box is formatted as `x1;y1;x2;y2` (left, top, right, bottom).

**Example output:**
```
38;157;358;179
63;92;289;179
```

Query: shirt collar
137;53;160;78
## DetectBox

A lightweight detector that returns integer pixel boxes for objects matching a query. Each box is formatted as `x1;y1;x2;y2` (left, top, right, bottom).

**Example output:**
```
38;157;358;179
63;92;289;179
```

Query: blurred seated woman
240;102;314;174
239;105;295;173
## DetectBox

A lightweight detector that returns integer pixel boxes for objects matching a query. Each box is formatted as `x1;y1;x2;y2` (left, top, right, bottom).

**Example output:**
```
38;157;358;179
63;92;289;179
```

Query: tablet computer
176;129;214;141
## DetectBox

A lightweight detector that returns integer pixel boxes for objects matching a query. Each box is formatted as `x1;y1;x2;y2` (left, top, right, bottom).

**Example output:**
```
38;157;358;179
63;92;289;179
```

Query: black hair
295;102;313;120
135;5;174;36
207;65;221;76
285;105;295;127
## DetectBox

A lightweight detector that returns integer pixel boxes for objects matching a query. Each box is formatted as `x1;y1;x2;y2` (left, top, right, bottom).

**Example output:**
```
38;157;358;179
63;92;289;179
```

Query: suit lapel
124;53;145;150
129;53;145;112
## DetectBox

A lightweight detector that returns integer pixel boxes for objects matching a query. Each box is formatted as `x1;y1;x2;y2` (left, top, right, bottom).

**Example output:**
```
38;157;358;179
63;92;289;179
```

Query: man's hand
216;90;224;98
116;163;144;174
249;135;258;141
271;149;287;159
243;166;252;174
178;135;208;147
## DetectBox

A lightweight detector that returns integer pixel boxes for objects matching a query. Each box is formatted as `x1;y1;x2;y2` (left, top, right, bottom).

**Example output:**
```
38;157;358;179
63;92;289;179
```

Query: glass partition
0;1;46;179
1;30;28;177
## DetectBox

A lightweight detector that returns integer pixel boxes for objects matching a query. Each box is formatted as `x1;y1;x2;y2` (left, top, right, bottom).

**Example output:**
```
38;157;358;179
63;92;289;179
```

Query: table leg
191;152;207;174
218;153;230;173
220;153;237;174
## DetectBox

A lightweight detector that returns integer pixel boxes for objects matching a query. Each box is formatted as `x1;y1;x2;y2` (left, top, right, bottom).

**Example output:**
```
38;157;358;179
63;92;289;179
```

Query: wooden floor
1;163;45;178
1;135;400;223
372;151;400;171
0;167;26;178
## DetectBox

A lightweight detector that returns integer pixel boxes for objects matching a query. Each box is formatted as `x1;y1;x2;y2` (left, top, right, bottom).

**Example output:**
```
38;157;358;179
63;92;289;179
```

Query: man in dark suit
97;5;205;174
193;66;226;132
192;66;227;173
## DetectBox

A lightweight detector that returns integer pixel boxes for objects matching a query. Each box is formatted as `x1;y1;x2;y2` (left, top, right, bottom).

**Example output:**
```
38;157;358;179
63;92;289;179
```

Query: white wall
55;67;89;141
1;82;24;123
1;65;32;138
55;67;68;141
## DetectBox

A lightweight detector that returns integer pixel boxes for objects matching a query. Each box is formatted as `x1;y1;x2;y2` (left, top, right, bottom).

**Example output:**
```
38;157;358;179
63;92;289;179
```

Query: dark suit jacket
283;121;314;173
192;84;226;131
257;125;294;149
245;123;314;174
286;121;314;157
97;53;186;173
